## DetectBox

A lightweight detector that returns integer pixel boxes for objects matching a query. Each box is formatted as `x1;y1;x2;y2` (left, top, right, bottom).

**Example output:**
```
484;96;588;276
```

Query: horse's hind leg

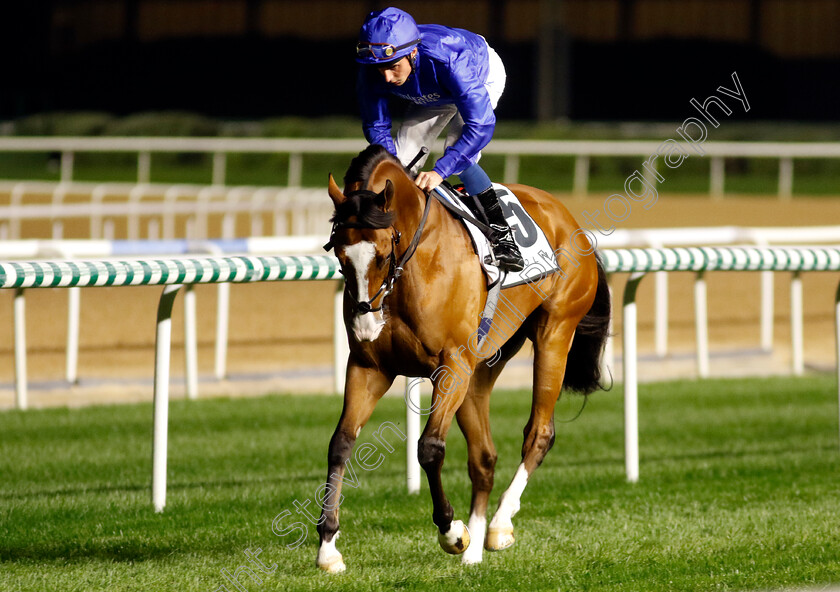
455;328;524;564
486;319;576;551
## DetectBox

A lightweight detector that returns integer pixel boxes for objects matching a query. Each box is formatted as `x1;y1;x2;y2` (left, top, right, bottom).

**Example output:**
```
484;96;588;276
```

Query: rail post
649;239;668;358
288;153;303;187
152;283;183;512
778;157;794;200
138;152;151;183
60;151;74;182
333;281;348;394
406;377;422;494
503;154;520;184
623;272;645;483
14;288;27;410
573;155;590;196
835;279;840;450
212;152;227;186
694;271;710;378
710;156;725;198
184;284;199;399
791;271;804;375
66;287;80;384
215;282;230;381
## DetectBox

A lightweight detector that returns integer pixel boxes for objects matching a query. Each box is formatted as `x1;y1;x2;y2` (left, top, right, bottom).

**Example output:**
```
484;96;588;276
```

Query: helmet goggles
356;39;420;61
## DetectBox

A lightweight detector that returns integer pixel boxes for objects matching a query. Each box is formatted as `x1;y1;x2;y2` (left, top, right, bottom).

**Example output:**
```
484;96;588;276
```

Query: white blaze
342;241;385;342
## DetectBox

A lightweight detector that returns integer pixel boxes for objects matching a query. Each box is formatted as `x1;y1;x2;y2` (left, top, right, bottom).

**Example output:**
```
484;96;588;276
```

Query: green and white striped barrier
601;245;840;273
2;247;837;289
0;255;341;288
597;246;840;484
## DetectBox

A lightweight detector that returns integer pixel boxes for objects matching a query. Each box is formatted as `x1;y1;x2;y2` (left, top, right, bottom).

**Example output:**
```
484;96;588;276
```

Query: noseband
325;189;434;315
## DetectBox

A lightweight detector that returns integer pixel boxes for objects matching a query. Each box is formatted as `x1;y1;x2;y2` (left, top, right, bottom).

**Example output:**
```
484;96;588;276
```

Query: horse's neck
368;162;468;267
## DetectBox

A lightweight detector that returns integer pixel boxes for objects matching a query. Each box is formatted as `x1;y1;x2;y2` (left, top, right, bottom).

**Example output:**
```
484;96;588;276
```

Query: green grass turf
1;374;839;591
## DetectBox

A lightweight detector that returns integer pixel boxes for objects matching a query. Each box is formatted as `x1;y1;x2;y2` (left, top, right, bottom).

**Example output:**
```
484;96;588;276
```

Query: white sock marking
490;463;529;530
462;514;486;564
316;531;345;572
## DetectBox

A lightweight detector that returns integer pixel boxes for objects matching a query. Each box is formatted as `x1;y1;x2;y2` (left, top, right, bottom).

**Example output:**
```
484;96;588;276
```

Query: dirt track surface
1;193;838;409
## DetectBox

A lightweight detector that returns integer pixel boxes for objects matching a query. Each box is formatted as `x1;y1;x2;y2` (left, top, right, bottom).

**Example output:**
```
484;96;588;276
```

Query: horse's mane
343;143;404;189
332;144;406;230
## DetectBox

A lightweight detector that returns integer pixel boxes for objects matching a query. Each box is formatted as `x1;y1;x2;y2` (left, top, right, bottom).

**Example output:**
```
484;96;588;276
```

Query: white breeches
395;41;506;175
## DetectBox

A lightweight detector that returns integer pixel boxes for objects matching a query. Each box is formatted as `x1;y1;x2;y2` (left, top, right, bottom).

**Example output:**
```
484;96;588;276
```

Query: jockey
355;7;525;272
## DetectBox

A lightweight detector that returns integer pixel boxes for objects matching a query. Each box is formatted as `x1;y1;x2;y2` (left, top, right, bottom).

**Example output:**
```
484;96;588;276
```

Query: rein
325;189;435;315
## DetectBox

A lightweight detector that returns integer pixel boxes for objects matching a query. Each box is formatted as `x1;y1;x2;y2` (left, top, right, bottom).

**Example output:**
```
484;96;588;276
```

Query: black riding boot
472;187;525;272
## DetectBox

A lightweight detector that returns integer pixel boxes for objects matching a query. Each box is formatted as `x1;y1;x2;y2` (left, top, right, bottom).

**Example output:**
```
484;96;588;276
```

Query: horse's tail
562;253;611;395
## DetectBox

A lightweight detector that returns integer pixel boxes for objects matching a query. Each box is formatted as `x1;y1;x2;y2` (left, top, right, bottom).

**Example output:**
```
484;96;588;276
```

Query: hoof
485;526;515;551
316;553;346;574
438;519;471;555
317;534;346;573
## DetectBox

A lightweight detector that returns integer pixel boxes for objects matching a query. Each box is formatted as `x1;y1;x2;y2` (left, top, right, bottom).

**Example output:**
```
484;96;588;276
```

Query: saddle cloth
432;183;560;288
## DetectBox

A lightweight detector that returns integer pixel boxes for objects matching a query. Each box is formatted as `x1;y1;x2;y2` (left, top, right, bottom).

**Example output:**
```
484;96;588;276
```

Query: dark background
5;0;840;123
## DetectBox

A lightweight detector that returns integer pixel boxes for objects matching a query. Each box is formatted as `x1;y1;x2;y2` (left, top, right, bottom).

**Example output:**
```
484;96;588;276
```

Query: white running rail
3;137;840;198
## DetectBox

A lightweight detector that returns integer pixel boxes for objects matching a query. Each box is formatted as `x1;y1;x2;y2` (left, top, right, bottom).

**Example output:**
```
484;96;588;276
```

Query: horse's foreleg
487;329;572;552
418;381;471;556
316;362;393;573
455;387;496;565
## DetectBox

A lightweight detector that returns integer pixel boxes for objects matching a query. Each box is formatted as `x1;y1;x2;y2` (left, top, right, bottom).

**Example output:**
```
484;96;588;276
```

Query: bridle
324;189;434;315
345;228;400;314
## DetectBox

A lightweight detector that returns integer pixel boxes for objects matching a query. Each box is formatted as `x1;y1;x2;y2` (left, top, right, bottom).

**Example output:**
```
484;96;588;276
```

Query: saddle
432;182;560;289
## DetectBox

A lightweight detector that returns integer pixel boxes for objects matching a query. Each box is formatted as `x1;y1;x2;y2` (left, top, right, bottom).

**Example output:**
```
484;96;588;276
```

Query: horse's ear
375;179;395;211
328;174;346;207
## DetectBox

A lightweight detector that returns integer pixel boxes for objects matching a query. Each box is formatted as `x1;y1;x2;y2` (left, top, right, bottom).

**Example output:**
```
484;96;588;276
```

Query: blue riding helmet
356;7;421;65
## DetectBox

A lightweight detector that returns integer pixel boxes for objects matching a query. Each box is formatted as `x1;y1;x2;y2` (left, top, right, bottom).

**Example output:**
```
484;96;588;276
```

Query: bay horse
316;144;610;571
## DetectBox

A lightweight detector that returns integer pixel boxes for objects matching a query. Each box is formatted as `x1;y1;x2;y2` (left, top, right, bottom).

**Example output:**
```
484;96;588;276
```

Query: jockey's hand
415;170;443;192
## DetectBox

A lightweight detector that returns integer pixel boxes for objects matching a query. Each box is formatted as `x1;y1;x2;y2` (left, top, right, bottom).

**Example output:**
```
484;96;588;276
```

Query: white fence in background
596;225;840;372
3;225;840;409
0;181;331;239
2;174;839;375
2;136;840;198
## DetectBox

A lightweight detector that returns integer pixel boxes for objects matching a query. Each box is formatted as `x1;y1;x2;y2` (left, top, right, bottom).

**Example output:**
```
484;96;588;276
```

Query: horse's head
327;173;398;342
